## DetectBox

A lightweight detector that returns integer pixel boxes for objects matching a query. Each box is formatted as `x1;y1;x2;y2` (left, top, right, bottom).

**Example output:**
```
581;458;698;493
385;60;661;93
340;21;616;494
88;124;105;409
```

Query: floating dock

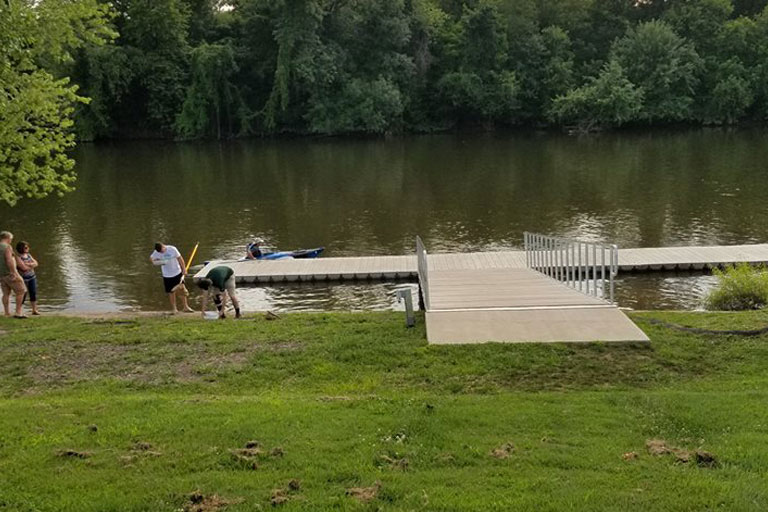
195;244;768;283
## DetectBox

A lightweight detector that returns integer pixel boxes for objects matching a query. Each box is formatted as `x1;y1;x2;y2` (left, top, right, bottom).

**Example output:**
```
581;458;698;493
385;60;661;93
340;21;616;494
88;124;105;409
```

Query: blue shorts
23;276;37;303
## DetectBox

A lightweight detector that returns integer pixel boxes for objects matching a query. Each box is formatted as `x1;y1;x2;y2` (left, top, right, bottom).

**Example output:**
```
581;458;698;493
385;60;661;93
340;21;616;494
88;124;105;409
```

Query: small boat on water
252;247;325;260
192;243;325;273
246;239;324;261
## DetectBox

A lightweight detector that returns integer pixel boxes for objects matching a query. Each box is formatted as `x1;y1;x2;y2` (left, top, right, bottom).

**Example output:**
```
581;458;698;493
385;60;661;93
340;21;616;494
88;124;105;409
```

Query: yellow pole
185;242;200;273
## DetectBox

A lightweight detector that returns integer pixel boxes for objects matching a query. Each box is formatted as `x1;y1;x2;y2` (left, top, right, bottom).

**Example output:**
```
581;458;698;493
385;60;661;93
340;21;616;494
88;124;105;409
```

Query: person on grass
0;231;27;319
15;241;39;315
197;265;241;319
149;242;194;314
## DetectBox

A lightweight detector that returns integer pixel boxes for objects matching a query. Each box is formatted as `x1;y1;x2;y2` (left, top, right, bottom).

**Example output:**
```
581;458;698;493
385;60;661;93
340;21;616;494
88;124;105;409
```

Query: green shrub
705;264;768;311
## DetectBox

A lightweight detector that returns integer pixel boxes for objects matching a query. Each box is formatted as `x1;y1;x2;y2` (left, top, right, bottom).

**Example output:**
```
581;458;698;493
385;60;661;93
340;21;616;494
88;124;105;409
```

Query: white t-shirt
150;245;183;278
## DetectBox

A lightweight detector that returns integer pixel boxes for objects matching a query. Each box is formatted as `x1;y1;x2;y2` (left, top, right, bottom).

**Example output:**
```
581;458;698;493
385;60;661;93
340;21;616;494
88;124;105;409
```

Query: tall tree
610;20;702;122
0;0;114;206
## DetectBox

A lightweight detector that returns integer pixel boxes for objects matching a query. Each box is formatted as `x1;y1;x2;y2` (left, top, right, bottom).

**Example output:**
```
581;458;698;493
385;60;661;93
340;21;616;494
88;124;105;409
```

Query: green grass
0;311;767;510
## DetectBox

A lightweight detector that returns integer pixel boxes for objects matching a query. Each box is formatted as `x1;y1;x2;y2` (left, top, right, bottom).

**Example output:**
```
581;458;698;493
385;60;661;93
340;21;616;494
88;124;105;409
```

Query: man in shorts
196;265;241;319
0;231;27;318
150;242;194;314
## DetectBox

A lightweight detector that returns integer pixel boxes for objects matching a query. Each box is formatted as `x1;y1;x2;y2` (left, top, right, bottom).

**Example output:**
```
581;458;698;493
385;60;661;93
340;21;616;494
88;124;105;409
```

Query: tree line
69;0;768;139
4;0;768;204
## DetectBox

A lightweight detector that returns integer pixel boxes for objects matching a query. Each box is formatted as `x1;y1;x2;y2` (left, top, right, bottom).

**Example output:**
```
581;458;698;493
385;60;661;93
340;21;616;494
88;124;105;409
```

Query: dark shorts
163;273;184;294
23;277;37;303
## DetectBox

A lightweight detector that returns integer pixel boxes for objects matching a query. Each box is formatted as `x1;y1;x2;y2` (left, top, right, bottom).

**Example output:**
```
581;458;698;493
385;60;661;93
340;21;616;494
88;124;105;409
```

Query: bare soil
1;340;301;391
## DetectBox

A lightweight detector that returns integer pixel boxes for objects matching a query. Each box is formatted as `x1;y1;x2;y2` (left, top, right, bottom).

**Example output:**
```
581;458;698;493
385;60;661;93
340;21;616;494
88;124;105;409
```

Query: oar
185;242;200;273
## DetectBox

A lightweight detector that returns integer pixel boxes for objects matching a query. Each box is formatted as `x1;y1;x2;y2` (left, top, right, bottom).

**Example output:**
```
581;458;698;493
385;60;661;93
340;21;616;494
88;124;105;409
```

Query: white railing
524;232;618;304
416;236;431;311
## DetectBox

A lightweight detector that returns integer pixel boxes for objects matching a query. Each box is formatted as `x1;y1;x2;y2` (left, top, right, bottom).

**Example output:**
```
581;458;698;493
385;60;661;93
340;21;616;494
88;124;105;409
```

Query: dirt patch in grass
2;340;301;390
377;454;409;470
183;491;242;512
229;440;284;470
56;449;91;459
645;439;718;467
346;482;381;503
270;480;301;506
490;442;515;459
622;451;639;461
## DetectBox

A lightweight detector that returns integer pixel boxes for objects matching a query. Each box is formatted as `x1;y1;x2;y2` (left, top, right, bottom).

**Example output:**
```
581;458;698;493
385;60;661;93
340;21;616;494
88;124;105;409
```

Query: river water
2;128;766;313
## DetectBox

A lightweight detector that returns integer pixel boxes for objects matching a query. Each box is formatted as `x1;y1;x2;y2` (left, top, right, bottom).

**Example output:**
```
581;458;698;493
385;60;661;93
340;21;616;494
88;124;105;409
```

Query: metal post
547;237;553;278
538;235;542;271
601;246;606;300
560;242;565;282
610;244;618;304
592;244;598;298
396;288;415;328
525;233;530;267
576;242;581;291
562;242;567;284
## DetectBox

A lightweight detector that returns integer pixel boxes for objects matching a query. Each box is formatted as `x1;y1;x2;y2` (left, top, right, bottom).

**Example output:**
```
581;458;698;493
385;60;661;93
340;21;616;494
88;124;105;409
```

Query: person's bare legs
218;292;228;319
229;292;242;318
2;290;9;316
30;300;39;315
14;291;24;317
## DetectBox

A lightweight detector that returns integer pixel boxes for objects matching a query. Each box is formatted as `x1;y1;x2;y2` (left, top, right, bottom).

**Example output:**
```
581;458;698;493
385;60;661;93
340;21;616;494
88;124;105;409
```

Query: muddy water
1;128;765;312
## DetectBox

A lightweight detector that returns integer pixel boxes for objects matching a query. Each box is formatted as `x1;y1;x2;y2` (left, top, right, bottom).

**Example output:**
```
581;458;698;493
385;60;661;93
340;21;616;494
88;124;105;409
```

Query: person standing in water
150;242;194;314
15;241;39;315
0;231;27;318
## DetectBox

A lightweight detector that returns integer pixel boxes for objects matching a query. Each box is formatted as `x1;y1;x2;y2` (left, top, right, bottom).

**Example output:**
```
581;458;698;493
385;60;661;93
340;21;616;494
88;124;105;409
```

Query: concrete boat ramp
195;241;768;344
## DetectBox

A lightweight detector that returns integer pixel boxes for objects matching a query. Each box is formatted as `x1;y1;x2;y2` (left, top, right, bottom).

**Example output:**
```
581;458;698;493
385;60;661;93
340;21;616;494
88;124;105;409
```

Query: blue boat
246;240;324;261
256;247;325;260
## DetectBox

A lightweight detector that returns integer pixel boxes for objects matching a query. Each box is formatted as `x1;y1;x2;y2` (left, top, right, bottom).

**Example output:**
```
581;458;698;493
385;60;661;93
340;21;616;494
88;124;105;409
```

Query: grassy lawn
0;311;767;511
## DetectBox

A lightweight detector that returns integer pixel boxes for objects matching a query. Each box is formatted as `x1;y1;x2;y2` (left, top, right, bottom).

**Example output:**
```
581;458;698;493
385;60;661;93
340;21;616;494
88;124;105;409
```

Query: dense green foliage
9;0;768;166
1;311;768;509
0;0;113;206
62;0;768;139
705;263;768;310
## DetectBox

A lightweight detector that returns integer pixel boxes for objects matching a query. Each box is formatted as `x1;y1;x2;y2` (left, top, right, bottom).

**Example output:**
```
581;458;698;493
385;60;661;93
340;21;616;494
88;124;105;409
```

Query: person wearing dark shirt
246;238;264;259
197;265;241;319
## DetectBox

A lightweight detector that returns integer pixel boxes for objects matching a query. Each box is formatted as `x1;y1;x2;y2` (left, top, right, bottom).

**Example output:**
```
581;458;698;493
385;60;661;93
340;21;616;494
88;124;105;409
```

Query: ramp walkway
419;235;649;344
194;244;768;284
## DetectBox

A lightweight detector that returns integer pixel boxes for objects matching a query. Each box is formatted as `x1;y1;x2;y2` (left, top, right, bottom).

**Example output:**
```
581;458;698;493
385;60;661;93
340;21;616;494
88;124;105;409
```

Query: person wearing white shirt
149;242;194;314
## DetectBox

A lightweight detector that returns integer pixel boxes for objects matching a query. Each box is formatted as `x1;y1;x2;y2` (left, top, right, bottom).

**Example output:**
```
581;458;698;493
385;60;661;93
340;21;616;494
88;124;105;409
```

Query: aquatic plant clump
705;264;768;311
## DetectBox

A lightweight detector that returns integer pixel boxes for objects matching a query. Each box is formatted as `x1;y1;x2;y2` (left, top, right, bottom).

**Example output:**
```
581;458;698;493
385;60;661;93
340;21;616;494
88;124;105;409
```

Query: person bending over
197;265;241;319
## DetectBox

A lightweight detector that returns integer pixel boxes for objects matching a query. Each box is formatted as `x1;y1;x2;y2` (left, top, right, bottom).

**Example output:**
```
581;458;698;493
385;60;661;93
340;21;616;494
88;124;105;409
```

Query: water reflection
1;128;765;312
616;273;718;311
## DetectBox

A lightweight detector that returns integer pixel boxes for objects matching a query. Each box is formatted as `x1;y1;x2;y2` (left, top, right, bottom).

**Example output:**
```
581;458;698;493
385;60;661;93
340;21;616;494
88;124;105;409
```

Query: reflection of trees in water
1;130;767;311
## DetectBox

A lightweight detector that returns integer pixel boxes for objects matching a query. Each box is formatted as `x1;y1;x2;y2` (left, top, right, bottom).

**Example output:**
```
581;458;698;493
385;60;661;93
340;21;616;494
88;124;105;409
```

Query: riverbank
1;311;766;510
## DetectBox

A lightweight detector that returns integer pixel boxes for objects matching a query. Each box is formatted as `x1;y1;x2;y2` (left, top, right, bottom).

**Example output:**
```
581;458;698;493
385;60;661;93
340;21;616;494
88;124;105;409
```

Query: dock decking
195;244;768;283
422;260;649;345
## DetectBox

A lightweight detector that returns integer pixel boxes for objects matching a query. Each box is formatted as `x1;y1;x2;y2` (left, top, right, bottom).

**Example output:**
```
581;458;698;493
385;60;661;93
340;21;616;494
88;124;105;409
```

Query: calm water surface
2;128;765;313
